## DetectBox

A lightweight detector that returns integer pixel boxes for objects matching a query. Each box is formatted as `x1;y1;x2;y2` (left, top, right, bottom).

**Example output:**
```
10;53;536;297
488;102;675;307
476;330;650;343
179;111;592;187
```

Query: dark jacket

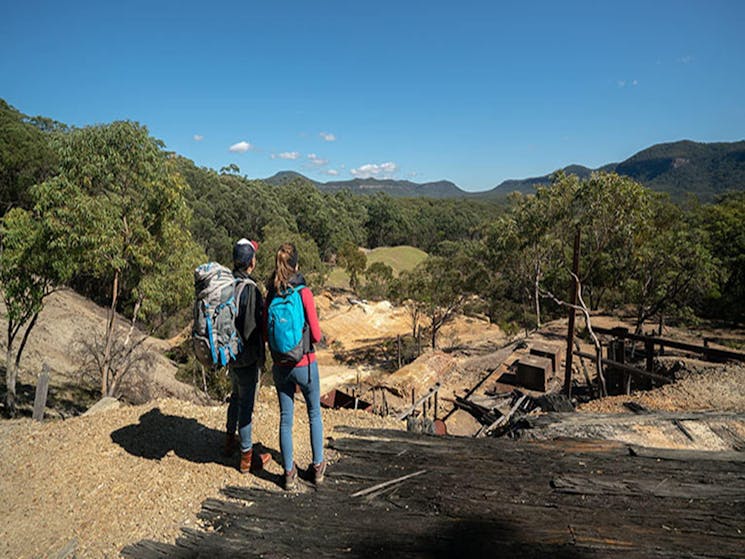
232;269;265;368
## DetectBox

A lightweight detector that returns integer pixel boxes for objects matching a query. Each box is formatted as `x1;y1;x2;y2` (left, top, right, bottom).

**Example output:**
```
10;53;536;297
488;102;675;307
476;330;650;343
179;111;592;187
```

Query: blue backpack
267;284;307;363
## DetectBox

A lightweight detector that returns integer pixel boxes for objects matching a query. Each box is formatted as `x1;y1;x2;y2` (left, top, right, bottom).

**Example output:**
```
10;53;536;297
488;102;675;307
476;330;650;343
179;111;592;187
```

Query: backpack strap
234;277;258;341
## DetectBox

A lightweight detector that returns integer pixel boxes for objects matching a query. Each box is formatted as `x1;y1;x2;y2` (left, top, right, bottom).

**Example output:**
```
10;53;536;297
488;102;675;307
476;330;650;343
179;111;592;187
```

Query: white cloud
678;55;694;64
193;134;204;141
617;80;626;88
632;79;639;86
322;169;339;176
271;151;301;160
229;141;253;153
350;162;398;179
307;153;328;166
320;132;336;142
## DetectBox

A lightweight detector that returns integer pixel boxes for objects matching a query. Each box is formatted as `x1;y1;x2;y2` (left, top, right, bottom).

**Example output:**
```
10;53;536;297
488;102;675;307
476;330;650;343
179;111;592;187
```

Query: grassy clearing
326;245;428;289
367;245;428;274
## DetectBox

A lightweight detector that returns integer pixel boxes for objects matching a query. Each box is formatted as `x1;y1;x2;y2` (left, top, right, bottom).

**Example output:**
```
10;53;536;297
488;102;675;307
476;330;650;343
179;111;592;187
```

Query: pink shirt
295;287;321;367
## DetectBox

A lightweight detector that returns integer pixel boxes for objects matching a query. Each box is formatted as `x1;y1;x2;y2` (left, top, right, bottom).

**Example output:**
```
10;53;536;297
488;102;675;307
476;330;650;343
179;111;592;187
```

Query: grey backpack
192;262;254;368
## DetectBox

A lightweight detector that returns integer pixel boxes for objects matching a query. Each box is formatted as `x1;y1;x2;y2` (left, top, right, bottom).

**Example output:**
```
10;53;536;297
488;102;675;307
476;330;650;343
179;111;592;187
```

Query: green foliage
0;204;76;413
361;261;394;300
614;140;745;203
256;223;327;290
623;218;719;332
274;178;367;258
337;241;367;291
479;171;721;333
0;100;58;215
35;122;201;323
393;252;481;348
176;158;295;264
690;192;745;324
27;121;203;395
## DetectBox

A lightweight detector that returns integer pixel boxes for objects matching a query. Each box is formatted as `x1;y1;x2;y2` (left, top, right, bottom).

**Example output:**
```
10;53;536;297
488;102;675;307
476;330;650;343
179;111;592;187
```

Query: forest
1;99;744;414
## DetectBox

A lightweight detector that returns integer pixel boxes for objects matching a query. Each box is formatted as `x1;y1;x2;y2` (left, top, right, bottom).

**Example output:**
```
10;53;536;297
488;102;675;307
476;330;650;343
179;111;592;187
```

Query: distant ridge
262;140;745;202
263;172;466;198
482;140;745;201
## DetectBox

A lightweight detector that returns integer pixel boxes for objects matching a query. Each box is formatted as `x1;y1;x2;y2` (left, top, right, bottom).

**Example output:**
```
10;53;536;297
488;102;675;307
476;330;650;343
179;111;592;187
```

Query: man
225;238;271;474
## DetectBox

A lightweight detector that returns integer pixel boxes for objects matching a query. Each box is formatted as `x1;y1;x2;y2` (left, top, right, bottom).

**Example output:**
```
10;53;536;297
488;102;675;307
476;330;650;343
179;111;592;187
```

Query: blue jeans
227;364;259;453
273;360;324;472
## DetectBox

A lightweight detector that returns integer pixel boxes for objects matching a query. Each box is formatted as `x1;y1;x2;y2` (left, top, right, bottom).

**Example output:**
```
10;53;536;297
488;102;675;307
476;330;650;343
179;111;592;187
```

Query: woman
266;243;325;490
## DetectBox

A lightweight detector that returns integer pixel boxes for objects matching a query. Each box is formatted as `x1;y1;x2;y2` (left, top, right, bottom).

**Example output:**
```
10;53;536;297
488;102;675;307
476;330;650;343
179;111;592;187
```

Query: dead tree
540;273;608;397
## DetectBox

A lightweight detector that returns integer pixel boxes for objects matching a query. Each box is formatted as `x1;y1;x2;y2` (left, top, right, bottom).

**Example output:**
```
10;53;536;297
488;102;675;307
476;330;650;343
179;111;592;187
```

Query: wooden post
564;228;581;398
645;339;655;373
33;364;50;422
434;391;438;420
617;340;631;395
397;335;402;369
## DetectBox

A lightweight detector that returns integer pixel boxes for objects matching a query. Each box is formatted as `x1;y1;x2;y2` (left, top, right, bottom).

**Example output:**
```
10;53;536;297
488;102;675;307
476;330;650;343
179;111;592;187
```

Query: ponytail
274;243;298;293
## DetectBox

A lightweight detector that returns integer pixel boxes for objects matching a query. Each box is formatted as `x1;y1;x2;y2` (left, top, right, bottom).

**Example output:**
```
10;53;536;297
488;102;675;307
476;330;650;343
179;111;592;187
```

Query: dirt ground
579;358;745;413
0;392;403;559
2;289;744;557
0;290;208;412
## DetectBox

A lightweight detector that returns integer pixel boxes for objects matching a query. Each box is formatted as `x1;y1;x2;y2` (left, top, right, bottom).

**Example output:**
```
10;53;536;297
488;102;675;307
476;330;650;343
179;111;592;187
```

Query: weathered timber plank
551;475;745;500
628;445;745;463
123;429;745;559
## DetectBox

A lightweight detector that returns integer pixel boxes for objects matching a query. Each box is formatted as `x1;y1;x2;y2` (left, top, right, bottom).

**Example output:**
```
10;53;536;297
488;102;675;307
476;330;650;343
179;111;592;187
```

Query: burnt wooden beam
396;383;441;421
573;350;672;384
593;326;745;363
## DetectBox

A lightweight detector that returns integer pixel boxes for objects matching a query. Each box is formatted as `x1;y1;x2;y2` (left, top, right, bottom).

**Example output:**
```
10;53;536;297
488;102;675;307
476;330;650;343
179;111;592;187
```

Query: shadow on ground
1;377;97;418
110;407;278;474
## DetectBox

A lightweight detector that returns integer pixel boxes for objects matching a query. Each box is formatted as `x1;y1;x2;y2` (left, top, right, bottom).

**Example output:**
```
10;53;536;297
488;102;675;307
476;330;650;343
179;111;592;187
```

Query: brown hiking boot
312;461;327;485
223;433;238;457
284;464;298;491
239;448;271;474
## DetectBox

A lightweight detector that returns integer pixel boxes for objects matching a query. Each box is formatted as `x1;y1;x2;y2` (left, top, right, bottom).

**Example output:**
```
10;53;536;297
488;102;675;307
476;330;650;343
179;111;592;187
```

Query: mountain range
263;140;745;202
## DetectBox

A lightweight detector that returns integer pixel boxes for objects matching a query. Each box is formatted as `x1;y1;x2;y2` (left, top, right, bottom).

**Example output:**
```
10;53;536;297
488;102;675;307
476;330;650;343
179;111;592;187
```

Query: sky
1;0;744;192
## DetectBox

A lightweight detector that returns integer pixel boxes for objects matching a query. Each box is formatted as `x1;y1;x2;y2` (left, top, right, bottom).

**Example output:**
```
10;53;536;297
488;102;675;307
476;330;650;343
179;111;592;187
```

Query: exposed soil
0;289;208;412
0;392;403;558
578;358;745;413
2;289;744;557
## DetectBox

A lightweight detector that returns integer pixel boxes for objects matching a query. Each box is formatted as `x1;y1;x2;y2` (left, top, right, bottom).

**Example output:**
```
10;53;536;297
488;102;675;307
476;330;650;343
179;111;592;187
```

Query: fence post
32;364;50;422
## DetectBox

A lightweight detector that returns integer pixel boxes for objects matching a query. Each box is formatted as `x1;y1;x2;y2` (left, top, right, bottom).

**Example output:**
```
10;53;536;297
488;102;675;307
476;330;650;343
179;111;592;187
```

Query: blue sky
2;0;744;191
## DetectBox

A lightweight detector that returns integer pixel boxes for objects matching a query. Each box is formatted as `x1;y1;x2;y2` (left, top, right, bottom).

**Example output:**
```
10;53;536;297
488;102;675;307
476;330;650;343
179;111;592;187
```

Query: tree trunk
534;270;541;328
101;270;120;396
14;312;39;370
634;306;646;336
5;345;17;416
123;297;142;349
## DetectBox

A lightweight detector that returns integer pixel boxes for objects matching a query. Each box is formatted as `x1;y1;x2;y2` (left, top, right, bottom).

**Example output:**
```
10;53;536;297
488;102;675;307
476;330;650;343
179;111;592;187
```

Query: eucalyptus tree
0;206;75;415
32;121;202;396
337;241;367;292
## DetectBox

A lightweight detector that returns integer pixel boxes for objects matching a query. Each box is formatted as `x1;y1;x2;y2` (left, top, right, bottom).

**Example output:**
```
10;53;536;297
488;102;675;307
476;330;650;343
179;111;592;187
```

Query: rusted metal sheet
320;389;372;412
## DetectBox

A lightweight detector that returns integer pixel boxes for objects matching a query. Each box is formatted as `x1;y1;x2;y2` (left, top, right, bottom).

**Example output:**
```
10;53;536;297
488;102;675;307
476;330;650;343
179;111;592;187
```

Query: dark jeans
226;363;259;453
